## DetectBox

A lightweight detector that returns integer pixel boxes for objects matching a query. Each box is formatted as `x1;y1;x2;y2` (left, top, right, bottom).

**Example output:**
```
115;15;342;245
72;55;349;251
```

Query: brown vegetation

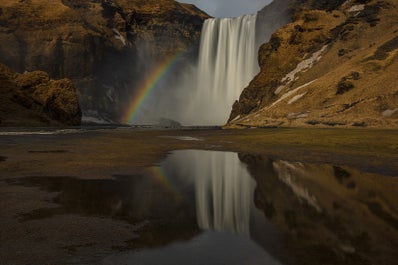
228;0;398;129
0;0;209;121
0;63;81;126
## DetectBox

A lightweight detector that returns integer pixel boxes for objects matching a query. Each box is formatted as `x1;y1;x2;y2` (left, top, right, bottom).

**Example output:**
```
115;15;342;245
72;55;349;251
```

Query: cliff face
229;0;398;128
0;0;209;122
0;63;81;126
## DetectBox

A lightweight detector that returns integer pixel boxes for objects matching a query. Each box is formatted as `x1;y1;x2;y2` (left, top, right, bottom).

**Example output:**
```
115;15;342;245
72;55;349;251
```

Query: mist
131;14;258;126
126;0;292;126
180;0;273;18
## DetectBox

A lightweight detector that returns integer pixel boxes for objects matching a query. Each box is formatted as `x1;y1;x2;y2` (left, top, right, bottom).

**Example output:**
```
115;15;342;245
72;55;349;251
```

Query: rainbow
122;51;184;124
148;166;182;201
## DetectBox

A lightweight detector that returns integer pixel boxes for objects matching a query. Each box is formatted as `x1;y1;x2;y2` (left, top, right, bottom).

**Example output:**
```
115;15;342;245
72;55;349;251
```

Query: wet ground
0;128;397;265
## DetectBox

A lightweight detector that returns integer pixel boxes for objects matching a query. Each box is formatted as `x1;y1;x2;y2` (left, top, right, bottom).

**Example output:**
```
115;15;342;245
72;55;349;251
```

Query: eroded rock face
0;63;81;126
0;0;209;122
228;0;398;128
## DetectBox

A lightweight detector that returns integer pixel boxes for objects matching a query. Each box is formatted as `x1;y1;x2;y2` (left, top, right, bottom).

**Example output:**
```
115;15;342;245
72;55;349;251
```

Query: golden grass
0;128;396;179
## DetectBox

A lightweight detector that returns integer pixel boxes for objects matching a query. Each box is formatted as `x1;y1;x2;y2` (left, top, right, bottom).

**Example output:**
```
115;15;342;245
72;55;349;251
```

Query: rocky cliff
0;0;209;122
229;0;398;128
0;63;81;126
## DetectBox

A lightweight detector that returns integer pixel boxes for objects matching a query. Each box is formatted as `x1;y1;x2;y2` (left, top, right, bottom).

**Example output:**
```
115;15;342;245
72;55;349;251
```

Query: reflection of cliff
239;154;398;265
10;173;199;249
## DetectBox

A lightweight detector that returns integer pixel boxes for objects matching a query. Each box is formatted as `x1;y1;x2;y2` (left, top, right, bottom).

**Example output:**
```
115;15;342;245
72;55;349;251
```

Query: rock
15;71;50;89
0;63;81;126
0;0;209;122
43;79;82;125
336;72;360;95
158;117;181;128
227;0;398;129
337;79;354;95
338;49;346;56
230;7;345;122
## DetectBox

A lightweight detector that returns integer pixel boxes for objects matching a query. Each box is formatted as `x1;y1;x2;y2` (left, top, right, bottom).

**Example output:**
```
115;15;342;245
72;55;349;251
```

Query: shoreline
1;127;397;265
0;127;397;176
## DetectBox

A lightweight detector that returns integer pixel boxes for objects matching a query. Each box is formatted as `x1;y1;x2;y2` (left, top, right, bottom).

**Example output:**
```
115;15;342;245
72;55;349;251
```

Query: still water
12;150;398;265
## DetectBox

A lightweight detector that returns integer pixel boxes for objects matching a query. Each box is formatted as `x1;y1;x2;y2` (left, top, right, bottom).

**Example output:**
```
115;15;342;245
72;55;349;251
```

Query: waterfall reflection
161;150;398;265
17;149;395;265
161;150;254;235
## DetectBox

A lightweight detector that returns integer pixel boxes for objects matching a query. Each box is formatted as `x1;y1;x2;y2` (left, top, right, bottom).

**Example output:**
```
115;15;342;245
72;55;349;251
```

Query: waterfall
186;14;259;125
131;14;259;126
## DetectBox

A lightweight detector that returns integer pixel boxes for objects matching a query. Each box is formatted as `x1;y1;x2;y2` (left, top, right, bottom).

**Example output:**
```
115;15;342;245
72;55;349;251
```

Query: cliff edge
228;0;398;128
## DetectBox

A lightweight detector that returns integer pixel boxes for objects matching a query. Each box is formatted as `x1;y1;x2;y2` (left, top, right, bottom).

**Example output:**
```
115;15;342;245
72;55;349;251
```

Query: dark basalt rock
158;117;181;128
0;0;209;122
0;63;81;126
337;72;360;95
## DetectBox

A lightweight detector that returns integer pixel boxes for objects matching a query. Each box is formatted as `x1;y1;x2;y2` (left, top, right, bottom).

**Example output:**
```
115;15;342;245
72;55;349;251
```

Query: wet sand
0;128;397;264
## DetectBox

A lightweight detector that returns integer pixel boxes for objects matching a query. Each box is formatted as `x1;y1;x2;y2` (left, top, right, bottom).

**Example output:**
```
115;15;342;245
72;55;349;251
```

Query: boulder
0;63;81;126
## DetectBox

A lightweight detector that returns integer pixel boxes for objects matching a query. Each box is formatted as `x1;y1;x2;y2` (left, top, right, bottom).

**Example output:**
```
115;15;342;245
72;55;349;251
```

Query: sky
180;0;273;18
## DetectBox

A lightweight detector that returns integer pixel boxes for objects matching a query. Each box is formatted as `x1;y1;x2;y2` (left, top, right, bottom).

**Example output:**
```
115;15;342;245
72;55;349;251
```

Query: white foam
82;116;112;125
0;129;84;136
160;136;202;141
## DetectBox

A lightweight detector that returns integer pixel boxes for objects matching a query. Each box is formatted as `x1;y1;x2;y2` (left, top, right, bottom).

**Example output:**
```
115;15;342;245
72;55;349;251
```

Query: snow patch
382;108;398;117
281;45;328;84
263;79;317;111
342;0;352;7
274;161;322;213
288;112;309;119
113;28;127;46
296;113;309;118
231;115;241;122
104;85;115;102
348;4;365;13
275;85;285;95
288;92;307;105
